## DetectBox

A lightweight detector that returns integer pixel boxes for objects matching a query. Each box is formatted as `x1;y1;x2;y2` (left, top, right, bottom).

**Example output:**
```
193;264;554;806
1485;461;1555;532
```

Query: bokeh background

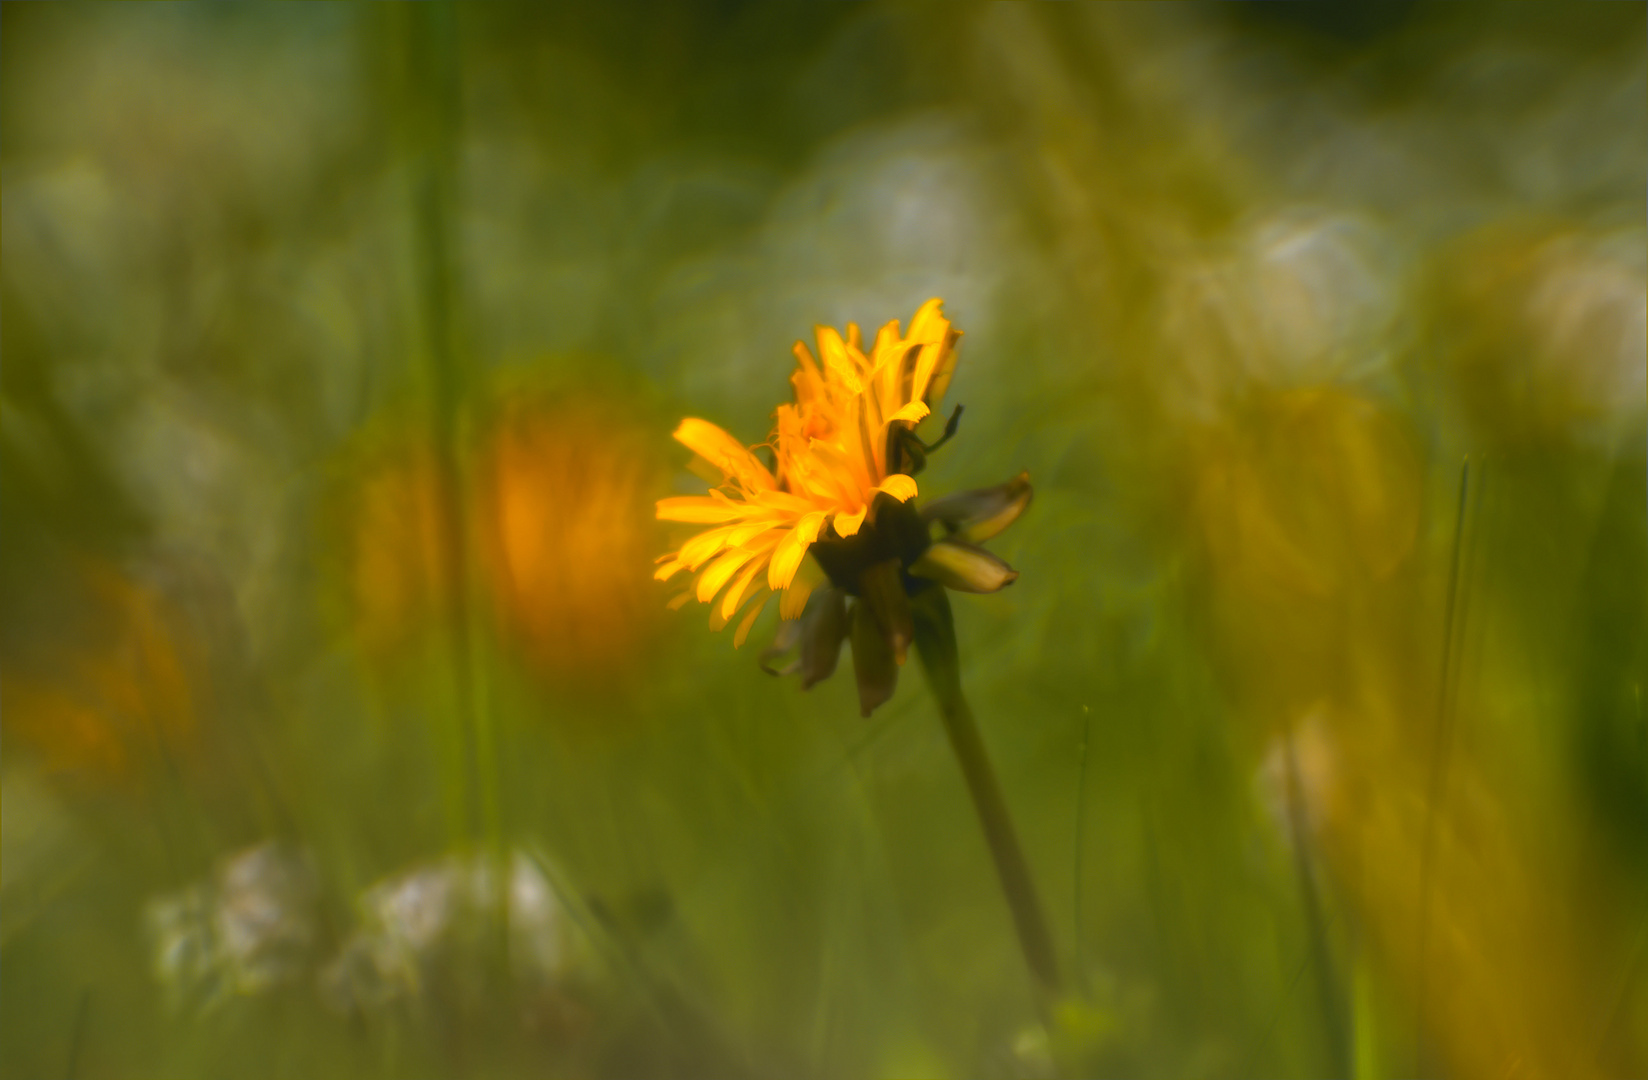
3;4;1644;1078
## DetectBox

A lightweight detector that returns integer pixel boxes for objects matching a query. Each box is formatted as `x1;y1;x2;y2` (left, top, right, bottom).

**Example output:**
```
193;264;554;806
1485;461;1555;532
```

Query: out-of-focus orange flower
478;392;663;681
4;562;196;787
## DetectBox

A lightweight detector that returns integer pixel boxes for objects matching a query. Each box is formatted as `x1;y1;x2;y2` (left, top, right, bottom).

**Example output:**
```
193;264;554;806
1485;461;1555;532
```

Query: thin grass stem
1415;455;1474;1072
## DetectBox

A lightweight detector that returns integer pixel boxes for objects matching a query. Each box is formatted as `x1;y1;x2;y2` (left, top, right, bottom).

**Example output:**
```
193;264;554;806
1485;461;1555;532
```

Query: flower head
656;299;1031;715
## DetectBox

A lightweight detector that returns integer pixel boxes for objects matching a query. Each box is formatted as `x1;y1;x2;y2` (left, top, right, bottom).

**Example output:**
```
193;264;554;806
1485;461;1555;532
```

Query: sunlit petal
673;418;776;491
887;401;930;425
731;592;770;648
719;555;770;623
779;553;825;620
696;546;760;604
876;474;918;503
832;505;868;539
767;510;828;591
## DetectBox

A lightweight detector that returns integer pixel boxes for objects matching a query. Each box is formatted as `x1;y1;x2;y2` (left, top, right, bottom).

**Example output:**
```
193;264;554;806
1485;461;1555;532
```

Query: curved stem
912;587;1061;1001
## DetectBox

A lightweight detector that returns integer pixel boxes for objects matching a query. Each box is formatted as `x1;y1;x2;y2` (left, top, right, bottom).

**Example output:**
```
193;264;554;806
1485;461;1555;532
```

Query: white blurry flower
507;851;566;978
1440;225;1647;447
1255;708;1339;851
1165;211;1397;420
213;844;318;991
319;849;571;1016
1520;231;1646;431
147;885;218;1003
654;117;1023;419
145;843;317;1009
367;862;459;955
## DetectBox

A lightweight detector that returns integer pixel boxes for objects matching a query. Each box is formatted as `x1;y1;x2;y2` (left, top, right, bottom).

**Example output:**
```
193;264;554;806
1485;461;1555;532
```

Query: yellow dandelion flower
658;299;1058;1000
656;298;1032;716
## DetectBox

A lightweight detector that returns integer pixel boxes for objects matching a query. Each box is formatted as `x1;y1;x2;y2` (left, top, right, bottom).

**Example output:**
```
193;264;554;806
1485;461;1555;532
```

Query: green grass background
3;4;1644;1078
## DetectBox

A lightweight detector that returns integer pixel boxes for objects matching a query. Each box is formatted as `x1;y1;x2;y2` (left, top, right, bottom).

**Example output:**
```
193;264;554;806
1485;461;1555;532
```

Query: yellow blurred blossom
1193;386;1422;601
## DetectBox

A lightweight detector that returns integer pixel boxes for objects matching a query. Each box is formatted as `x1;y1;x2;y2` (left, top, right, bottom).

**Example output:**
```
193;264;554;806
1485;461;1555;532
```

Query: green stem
393;1;502;856
912;587;1061;1001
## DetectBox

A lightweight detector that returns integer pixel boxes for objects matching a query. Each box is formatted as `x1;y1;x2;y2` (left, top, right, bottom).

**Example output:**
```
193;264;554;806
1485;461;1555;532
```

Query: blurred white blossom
1165;210;1398;420
320;849;571;1015
1255;708;1339;851
146;843;317;1008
